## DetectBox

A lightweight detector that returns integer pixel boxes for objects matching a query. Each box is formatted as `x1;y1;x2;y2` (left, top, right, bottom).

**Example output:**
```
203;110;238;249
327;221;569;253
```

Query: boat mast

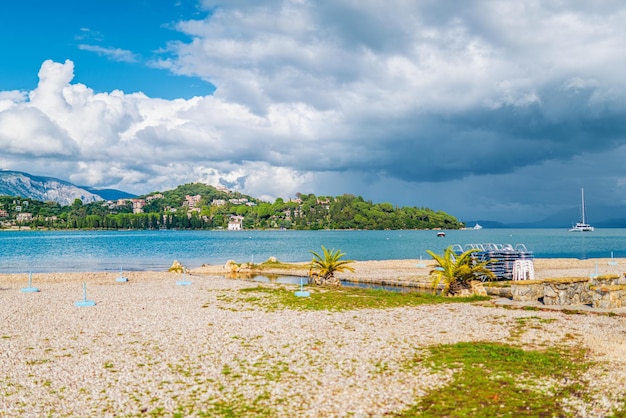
581;188;586;224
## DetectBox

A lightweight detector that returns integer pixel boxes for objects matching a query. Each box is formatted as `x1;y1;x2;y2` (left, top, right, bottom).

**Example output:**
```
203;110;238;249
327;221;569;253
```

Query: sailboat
569;188;594;232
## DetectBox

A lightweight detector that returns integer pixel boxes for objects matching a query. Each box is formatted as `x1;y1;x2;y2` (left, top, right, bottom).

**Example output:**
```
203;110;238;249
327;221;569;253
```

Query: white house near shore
228;216;244;230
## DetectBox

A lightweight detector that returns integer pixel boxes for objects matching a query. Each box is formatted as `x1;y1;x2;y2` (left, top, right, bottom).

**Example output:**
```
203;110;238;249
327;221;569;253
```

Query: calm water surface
1;228;626;273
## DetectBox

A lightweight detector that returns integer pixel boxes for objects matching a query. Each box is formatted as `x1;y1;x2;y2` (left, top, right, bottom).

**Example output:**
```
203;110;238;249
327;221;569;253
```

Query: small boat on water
473;223;483;230
569;188;594;232
437;231;446;237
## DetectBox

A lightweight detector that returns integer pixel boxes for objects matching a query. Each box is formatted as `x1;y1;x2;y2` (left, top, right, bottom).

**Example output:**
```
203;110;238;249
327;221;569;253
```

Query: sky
2;1;626;223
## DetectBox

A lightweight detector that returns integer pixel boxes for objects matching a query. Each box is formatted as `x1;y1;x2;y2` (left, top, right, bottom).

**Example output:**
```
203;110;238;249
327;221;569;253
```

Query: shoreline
1;257;624;284
189;256;626;283
3;256;622;310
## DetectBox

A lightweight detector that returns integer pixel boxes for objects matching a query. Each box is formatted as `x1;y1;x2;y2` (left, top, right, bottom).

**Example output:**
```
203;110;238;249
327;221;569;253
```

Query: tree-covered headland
0;183;464;230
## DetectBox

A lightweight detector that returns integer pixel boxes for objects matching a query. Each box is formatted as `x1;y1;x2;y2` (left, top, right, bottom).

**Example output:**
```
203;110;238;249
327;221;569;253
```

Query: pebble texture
1;269;626;416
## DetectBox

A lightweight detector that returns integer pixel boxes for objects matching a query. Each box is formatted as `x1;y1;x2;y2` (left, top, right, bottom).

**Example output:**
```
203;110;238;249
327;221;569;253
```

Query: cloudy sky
1;1;626;223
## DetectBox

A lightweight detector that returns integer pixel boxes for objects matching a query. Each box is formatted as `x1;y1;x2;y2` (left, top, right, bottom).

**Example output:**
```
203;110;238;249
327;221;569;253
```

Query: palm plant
426;246;495;296
308;246;355;286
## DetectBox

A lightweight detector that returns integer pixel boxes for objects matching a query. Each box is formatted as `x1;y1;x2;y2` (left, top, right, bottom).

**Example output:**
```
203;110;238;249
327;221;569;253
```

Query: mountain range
466;204;626;229
0;170;135;206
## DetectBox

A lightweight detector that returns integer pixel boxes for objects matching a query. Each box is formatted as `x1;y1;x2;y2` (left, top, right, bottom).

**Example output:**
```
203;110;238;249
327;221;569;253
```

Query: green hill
1;182;463;230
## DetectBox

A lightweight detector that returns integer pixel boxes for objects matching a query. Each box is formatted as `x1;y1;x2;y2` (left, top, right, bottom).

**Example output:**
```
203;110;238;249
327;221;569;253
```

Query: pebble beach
1;258;626;417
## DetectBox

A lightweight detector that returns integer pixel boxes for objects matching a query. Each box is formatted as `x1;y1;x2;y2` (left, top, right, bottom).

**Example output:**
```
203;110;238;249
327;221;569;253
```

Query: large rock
224;260;239;273
590;275;623;287
449;281;486;297
470;281;487;296
168;260;186;273
591;285;626;309
542;279;591;306
511;281;543;302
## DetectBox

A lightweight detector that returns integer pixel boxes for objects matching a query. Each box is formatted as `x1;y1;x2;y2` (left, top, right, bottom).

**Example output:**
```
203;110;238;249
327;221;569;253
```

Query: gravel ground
1;262;626;417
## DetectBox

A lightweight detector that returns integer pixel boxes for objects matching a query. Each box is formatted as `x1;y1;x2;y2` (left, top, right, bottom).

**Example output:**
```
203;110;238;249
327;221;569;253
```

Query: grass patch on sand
399;342;590;417
233;285;489;311
250;260;310;272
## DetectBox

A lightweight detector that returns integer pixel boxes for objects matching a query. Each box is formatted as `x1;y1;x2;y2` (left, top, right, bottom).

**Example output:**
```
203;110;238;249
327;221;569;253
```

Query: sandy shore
191;256;626;283
1;259;626;416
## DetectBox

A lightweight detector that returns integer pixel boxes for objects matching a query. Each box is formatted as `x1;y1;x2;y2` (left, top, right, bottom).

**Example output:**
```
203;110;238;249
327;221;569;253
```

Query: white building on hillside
228;215;244;230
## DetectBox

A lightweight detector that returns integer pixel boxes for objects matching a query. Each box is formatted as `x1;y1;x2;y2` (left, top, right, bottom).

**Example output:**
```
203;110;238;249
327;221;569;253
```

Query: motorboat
473;223;483;230
569;188;594;232
437;231;446;237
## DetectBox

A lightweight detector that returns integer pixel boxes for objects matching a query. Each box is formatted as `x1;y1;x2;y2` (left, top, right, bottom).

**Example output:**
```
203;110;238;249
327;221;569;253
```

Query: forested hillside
0;183;464;230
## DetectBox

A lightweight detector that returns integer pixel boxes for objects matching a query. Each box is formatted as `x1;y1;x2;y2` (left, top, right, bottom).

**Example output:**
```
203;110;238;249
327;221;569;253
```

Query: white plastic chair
513;259;535;281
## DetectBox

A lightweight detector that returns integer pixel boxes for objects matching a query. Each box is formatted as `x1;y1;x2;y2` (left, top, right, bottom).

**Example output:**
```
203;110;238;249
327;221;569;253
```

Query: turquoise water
1;228;625;273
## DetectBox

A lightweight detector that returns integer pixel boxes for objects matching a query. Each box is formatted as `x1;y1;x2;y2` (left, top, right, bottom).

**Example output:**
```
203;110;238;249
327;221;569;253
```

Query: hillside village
114;188;257;230
0;183;463;231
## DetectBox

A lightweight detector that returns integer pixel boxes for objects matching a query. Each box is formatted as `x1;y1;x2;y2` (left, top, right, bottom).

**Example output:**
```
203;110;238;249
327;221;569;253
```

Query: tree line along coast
0;183;463;231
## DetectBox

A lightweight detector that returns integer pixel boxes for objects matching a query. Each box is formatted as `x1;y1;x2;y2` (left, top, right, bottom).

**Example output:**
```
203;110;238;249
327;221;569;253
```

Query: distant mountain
468;204;626;228
0;170;134;206
82;187;136;201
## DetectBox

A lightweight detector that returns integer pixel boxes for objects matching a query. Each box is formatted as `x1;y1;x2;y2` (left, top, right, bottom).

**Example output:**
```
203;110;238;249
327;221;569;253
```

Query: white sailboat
569;188;594;232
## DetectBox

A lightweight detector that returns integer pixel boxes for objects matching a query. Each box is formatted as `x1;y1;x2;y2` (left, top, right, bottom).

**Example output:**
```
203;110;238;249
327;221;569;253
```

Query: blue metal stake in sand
416;255;426;268
590;263;599;279
294;277;310;297
21;272;40;293
116;267;128;282
176;271;192;286
608;251;618;266
74;283;96;307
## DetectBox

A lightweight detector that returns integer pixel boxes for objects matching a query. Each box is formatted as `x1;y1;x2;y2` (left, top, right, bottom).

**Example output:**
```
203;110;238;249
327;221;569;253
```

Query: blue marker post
294;277;310;297
589;263;599;279
416;255;426;268
74;283;96;307
608;252;618;266
21;272;40;293
176;271;192;286
116;267;128;282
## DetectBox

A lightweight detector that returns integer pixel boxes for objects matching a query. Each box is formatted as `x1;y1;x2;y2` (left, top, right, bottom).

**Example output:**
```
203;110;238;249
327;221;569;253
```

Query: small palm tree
426;246;495;296
308;246;355;286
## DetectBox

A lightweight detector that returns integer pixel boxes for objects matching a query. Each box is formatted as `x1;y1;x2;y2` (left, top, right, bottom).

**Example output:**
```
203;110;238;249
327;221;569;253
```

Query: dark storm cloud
4;1;626;222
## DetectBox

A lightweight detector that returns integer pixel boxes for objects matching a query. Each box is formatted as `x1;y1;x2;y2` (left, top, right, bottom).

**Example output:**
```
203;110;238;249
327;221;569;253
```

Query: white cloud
0;107;77;157
0;58;320;198
78;44;139;63
0;91;27;109
3;1;626;222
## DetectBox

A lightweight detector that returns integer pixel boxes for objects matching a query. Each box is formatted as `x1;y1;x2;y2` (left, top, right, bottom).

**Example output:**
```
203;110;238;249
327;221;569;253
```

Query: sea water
1;228;626;273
